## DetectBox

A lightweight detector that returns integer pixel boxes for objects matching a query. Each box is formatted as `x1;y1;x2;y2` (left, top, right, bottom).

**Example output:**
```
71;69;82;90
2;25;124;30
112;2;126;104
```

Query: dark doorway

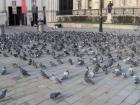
59;0;73;15
8;7;27;26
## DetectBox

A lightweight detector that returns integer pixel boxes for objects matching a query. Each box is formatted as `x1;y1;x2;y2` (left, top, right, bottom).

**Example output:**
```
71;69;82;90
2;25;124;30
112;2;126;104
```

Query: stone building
0;0;140;25
0;0;60;25
72;0;140;18
73;0;140;10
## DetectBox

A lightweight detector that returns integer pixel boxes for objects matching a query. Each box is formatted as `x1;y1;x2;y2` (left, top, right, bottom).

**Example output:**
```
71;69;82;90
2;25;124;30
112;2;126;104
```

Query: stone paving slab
123;90;140;105
107;95;126;105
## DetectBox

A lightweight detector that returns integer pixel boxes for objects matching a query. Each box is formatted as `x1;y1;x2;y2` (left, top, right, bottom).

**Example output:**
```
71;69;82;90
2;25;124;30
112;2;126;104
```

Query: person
107;1;113;13
32;4;38;26
30;17;33;27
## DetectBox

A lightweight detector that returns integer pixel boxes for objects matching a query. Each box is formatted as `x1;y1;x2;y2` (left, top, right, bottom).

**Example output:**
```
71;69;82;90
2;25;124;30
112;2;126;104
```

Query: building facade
0;0;59;25
0;0;140;25
73;0;140;10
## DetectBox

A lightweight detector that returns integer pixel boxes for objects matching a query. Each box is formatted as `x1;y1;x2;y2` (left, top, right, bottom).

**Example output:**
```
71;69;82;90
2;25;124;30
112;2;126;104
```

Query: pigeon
28;59;32;65
61;70;69;80
49;61;57;67
50;92;61;100
3;53;9;57
77;59;84;66
113;69;121;76
40;70;49;79
102;65;108;75
122;73;127;78
20;68;30;76
128;68;134;76
88;70;95;78
133;76;139;84
84;76;94;85
0;89;7;99
55;78;62;84
1;67;7;75
94;63;101;73
57;59;63;64
84;70;94;85
12;63;19;68
117;64;122;71
1;70;7;75
68;59;73;65
39;63;47;69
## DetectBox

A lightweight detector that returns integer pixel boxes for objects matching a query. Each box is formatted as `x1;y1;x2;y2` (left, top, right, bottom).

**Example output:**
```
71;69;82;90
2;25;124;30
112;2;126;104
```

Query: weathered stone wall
73;0;140;10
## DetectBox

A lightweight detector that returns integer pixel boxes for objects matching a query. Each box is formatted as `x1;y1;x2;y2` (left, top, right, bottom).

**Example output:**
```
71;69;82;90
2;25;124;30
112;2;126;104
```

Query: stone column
92;0;100;9
73;0;78;10
45;0;59;22
0;0;4;12
81;0;88;9
0;0;7;25
138;0;140;6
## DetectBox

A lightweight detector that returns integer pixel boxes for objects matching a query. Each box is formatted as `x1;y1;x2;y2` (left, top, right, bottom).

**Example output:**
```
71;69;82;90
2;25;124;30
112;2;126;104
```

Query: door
9;7;26;26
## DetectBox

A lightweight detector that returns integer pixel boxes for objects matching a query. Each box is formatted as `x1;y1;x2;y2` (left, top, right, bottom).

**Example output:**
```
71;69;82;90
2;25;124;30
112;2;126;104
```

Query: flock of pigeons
0;30;140;100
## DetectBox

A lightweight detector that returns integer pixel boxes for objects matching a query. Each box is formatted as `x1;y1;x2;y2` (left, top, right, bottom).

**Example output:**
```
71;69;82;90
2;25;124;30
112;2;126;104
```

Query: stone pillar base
105;13;112;23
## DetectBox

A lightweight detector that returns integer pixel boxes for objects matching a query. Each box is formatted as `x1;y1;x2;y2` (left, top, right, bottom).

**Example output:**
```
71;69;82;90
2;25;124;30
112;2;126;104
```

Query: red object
22;0;26;14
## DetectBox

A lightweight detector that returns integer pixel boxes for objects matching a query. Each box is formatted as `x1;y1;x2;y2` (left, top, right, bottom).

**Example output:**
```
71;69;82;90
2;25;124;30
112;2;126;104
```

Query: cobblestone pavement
0;26;140;105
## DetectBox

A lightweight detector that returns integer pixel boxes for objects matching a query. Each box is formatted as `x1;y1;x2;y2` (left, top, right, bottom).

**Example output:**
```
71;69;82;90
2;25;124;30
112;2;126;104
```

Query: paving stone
120;102;134;105
108;95;126;105
89;94;110;105
124;90;140;105
72;95;93;105
117;90;131;97
65;95;80;104
37;100;55;105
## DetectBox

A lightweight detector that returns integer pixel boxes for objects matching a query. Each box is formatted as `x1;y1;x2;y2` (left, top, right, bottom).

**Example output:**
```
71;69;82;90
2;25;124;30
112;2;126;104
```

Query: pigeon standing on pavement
84;70;94;85
0;89;7;99
68;58;73;65
50;92;61;100
40;70;49;79
61;70;69;80
20;68;31;76
1;67;7;75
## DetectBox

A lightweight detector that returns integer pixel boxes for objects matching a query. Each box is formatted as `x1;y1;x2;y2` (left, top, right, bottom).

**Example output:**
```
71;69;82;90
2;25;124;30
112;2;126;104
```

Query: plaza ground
0;26;140;105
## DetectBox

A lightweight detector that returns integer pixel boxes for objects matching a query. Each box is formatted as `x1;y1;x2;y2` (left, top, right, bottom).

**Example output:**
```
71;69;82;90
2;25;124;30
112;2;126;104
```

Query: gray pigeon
0;89;7;99
20;68;31;76
50;92;61;100
40;70;49;79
